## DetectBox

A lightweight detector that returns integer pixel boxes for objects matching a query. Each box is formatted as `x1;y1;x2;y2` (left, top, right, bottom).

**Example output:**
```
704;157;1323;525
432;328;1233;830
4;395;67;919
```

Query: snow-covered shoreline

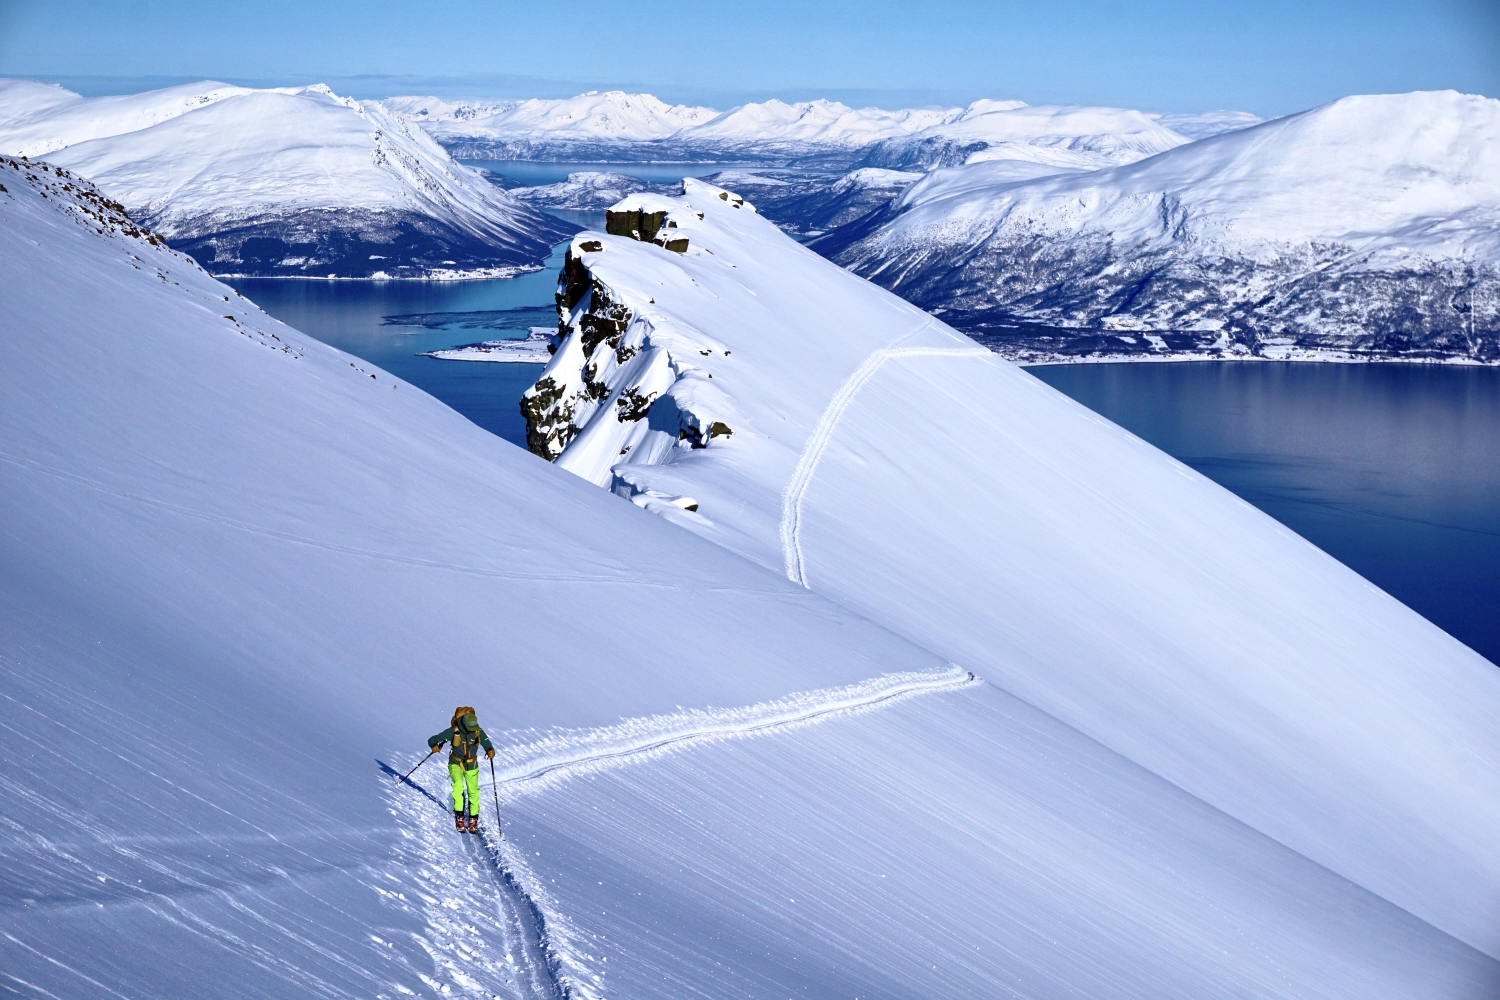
213;264;543;281
421;327;555;362
1008;347;1500;366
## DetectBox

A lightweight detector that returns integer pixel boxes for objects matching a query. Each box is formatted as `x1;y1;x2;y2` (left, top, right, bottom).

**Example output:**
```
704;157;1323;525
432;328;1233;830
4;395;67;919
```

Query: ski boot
466;813;480;834
454;810;466;832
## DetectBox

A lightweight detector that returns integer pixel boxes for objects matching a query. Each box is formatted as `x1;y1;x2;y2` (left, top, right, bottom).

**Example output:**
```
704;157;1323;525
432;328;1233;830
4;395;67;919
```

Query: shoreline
212;264;543;282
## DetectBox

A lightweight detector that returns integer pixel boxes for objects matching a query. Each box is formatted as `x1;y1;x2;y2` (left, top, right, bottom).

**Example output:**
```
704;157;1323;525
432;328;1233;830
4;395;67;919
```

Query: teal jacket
429;724;493;770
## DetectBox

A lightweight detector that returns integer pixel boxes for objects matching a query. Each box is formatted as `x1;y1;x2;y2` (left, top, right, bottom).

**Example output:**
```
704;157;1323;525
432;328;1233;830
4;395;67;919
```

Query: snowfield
819;90;1500;363
0;79;571;277
5;156;1500;998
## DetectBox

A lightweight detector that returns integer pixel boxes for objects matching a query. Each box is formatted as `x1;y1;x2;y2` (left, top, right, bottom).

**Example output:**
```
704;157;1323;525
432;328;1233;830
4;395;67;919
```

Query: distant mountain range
387;89;1241;168
0;79;571;278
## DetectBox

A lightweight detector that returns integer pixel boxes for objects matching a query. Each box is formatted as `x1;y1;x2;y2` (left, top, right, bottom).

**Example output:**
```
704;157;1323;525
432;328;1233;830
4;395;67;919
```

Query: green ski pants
449;763;480;815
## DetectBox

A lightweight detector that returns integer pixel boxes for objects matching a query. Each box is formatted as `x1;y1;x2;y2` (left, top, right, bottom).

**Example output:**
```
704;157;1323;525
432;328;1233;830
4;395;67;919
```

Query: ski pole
397;748;437;783
490;756;504;838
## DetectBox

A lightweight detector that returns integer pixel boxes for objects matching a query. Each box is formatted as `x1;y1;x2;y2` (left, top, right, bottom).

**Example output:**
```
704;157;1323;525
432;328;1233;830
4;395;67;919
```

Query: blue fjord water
228;249;1500;667
1030;362;1500;666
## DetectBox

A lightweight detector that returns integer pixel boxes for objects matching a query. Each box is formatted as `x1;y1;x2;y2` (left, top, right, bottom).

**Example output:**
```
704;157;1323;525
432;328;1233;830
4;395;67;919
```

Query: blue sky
1;0;1495;114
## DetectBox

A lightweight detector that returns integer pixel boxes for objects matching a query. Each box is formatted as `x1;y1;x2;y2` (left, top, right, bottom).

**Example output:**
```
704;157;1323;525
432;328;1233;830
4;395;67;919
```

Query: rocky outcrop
525;188;747;479
520;185;746;510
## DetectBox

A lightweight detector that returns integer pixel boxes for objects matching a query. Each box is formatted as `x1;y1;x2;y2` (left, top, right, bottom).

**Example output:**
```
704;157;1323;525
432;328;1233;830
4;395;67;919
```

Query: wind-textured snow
822;90;1500;363
0;79;571;277
526;176;1500;970
7;156;1499;997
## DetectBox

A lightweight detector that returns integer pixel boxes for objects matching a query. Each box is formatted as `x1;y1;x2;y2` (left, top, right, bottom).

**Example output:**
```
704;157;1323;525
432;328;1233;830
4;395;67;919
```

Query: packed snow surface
7;156;1499;997
527;176;1500;966
824;90;1500;362
0;79;569;277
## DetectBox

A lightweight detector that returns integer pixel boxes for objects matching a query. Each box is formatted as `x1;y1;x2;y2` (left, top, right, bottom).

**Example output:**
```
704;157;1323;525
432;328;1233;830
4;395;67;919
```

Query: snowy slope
0;78;255;156
856;99;1190;170
823;90;1500;362
0;79;570;277
526;177;1500;962
7;157;1499;998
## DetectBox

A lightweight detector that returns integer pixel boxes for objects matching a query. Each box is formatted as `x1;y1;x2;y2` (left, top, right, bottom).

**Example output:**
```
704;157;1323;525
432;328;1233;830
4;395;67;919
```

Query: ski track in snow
779;329;994;586
388;667;976;999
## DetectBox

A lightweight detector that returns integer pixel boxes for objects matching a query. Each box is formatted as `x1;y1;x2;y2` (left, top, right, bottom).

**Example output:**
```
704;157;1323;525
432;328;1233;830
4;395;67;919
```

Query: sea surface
1030;362;1500;665
227;243;572;447
226;248;1500;667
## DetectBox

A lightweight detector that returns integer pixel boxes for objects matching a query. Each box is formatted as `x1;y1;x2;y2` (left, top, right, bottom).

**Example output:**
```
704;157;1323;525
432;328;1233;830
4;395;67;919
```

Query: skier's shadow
377;759;443;806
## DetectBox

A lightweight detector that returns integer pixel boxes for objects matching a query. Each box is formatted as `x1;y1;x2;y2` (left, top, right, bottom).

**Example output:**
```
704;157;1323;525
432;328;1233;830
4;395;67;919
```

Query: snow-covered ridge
822;90;1500;363
526;175;1500;960
0;79;571;277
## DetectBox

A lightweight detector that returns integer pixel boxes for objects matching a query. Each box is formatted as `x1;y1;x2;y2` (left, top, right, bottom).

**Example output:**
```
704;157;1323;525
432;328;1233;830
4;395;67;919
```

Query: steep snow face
0;78;255;156
0;80;570;277
527;177;1500;960
11;157;1497;997
826;90;1500;363
856;100;1191;170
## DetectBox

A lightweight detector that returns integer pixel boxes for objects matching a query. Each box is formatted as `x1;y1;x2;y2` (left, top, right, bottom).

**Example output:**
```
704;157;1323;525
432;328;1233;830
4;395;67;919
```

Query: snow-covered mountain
820;90;1500;363
0;78;256;156
10;156;1500;996
671;98;953;160
854;100;1192;170
406;90;719;160
0;79;571;277
525;178;1500;968
393;90;1193;167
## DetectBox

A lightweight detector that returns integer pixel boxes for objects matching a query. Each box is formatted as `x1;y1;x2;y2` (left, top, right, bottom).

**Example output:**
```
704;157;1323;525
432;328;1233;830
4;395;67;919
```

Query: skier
428;706;494;832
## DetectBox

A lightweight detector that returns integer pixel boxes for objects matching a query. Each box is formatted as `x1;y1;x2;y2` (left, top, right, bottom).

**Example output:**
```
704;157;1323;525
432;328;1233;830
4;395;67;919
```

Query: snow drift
820;90;1500;363
526;176;1500;966
0;79;571;277
7;157;1499;997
